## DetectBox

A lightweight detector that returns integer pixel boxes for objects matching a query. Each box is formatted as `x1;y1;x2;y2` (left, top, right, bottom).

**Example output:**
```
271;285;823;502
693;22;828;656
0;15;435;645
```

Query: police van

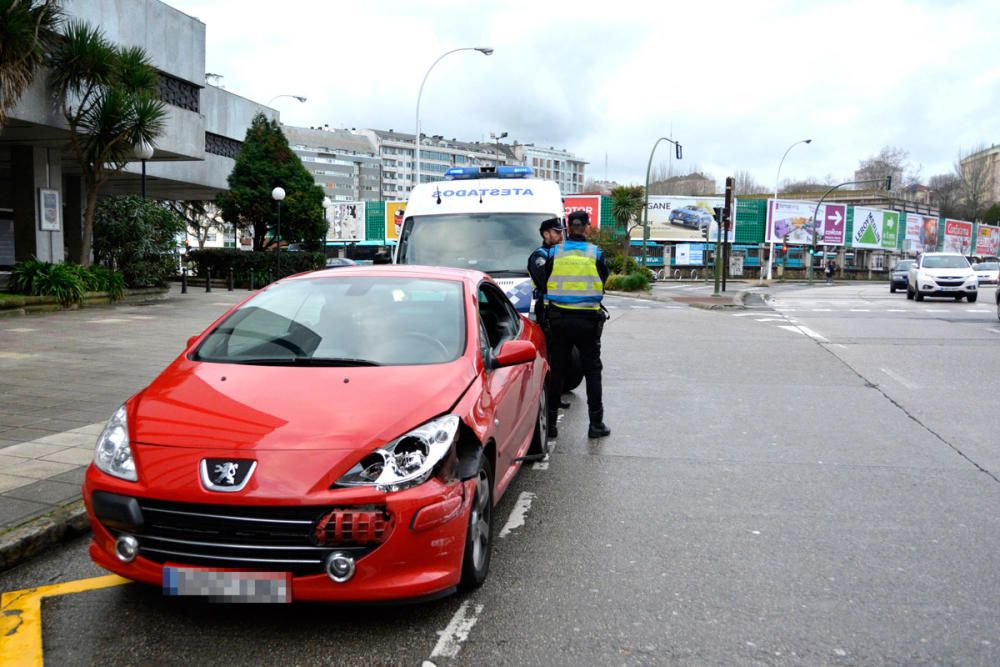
394;165;564;313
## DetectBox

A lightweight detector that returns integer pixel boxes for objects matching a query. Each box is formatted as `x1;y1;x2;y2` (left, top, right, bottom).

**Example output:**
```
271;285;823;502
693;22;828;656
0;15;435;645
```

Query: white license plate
163;566;291;603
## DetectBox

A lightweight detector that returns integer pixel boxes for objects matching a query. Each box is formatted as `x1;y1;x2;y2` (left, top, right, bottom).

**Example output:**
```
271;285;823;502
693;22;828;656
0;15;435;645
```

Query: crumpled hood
131;358;475;452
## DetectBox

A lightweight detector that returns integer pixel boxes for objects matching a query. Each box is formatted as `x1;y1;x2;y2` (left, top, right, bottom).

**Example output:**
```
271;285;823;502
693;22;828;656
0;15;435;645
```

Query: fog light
324;551;355;583
115;535;139;563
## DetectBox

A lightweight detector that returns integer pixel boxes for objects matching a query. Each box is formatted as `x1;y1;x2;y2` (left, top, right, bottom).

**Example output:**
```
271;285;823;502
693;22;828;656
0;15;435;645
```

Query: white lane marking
797;326;829;342
87;318;129;323
631;305;650;309
925;309;947;313
2;328;39;333
967;308;990;313
731;313;758;317
881;367;920;390
810;308;832;312
833;344;848;349
849;309;871;312
755;318;785;322
429;601;485;659
498;491;536;538
989;329;1000;335
888;309;906;313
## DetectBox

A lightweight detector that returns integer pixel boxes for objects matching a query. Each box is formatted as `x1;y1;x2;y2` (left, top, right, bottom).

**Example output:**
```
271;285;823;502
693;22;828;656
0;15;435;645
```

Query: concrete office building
283;126;381;202
0;0;275;267
511;144;587;195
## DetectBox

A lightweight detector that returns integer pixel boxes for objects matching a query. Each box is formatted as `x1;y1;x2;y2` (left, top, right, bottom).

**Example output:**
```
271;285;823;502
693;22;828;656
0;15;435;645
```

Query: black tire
890;285;896;293
968;293;977;303
527;380;549;457
906;285;914;300
996;297;1000;321
955;294;963;301
915;290;924;301
563;345;583;392
459;456;493;591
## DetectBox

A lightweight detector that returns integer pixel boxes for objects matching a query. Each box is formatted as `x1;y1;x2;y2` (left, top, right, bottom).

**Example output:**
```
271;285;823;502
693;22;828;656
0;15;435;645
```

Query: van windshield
396;213;552;276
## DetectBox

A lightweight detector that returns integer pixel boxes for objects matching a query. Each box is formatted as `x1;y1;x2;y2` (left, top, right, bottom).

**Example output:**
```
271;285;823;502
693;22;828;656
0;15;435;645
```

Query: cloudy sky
171;0;1000;189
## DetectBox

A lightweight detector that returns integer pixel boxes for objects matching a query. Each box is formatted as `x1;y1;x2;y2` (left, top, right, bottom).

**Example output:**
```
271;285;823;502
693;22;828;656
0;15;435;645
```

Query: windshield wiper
222;357;381;367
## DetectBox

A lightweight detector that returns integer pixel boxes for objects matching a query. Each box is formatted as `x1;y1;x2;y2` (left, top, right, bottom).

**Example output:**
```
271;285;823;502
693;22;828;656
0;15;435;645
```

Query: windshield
893;260;914;271
972;262;998;271
922;255;970;269
397;213;553;275
194;276;465;366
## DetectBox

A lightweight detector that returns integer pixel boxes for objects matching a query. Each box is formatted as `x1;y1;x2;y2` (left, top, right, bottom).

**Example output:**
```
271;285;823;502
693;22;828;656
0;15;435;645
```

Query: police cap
539;217;564;233
567;210;590;226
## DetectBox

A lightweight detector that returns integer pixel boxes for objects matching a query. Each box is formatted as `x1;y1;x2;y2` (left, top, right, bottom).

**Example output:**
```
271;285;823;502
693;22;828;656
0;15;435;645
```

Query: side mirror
187;335;199;349
492;340;536;369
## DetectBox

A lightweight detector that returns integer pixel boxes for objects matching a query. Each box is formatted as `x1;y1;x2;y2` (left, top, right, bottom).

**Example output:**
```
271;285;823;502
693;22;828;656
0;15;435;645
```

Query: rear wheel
527;381;550;457
459;457;493;591
890;285;896;293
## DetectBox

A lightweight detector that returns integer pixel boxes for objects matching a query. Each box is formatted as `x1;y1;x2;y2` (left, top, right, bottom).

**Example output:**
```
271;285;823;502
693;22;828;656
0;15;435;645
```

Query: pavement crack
818;343;1000;484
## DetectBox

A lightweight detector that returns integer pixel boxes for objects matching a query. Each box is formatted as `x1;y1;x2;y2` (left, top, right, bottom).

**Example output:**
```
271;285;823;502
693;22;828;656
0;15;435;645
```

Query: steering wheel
396;332;450;360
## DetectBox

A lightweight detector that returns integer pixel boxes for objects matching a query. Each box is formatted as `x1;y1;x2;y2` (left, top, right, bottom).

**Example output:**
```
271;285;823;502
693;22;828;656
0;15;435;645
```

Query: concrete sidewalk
0;284;248;567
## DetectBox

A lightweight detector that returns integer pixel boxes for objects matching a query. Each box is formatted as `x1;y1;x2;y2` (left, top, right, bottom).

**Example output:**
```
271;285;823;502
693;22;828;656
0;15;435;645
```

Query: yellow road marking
1;574;131;666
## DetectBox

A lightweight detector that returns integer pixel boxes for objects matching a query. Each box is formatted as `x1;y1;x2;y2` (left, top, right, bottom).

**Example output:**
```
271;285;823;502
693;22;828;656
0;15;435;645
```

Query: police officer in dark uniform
543;210;610;439
528;217;570;409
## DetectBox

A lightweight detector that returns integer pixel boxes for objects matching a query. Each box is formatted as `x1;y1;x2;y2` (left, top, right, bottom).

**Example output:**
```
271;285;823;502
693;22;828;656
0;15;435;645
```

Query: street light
414;47;493;187
767;138;812;280
641;136;683;267
268;94;307;105
135;140;154;200
272;186;285;276
490;131;508;167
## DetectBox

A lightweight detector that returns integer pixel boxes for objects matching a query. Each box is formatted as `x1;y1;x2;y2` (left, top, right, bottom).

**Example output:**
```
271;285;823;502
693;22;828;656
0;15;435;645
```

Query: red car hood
131;358;475;452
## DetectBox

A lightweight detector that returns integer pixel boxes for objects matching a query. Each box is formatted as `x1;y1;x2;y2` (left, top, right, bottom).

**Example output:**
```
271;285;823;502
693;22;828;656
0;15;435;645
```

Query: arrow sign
821;204;846;245
827;210;842;225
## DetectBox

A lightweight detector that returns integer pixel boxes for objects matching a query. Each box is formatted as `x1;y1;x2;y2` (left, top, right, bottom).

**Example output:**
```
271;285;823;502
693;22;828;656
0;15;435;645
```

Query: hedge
186;249;326;286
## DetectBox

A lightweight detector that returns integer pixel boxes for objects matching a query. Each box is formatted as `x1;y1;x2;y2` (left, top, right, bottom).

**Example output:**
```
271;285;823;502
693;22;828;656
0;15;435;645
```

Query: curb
608;289;749;311
0;500;90;572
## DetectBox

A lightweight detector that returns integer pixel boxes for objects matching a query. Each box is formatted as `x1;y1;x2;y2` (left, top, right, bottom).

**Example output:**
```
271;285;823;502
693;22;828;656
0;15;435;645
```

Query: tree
855;145;921;190
48;20;166;266
981;203;1000;226
217;113;326;251
610;185;645;270
733;169;769;196
167;200;226;248
0;0;61;127
928;173;962;218
955;145;994;221
93;196;184;287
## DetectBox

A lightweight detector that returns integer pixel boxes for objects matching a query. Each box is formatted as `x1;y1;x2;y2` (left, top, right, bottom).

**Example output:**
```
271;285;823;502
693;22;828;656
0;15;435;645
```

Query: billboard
563;195;601;229
326;201;365;242
975;225;1000;256
851;207;900;250
384;200;406;241
636;196;725;241
904;214;939;253
942;219;973;254
766;199;846;246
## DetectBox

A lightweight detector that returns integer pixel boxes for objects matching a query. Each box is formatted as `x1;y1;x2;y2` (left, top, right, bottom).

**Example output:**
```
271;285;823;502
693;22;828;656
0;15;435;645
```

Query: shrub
10;260;126;303
605;271;650;292
29;263;85;305
9;258;48;294
187;248;325;286
94;196;185;287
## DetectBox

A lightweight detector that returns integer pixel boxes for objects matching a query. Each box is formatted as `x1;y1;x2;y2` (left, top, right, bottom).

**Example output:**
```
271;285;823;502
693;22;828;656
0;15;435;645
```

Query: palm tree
0;0;62;127
611;185;646;272
48;20;166;265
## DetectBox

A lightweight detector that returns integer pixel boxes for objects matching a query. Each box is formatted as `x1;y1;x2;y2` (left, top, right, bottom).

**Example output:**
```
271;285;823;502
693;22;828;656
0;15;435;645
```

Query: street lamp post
272;186;285;276
267;95;307;106
135;140;154;200
642;136;683;267
767;139;812;280
490;131;508;167
414;47;493;188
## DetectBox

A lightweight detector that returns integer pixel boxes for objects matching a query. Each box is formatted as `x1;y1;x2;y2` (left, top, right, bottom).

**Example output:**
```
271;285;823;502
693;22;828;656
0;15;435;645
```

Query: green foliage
610;185;646;233
605;271;650;292
217;114;327;252
187;248;325;286
982;203;1000;226
47;19;166;265
0;0;63;127
94;196;184;287
9;259;126;303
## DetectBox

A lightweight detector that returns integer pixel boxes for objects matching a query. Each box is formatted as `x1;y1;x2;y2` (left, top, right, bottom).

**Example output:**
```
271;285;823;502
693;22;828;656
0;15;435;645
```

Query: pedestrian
825;258;836;284
543;210;611;439
527;217;570;409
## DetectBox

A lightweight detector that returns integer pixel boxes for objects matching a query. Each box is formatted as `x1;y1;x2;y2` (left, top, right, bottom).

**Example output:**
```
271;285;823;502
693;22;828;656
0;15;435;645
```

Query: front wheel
527;381;550;457
968;293;978;303
915;290;924;301
890;285;896;293
906;285;914;300
459;457;494;591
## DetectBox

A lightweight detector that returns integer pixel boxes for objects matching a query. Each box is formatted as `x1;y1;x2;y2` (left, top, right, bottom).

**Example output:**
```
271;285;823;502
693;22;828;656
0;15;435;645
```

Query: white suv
907;252;978;302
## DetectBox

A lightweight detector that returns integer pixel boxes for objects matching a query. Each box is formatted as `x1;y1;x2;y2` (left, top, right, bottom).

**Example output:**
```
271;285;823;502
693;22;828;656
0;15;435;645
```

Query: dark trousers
546;307;604;422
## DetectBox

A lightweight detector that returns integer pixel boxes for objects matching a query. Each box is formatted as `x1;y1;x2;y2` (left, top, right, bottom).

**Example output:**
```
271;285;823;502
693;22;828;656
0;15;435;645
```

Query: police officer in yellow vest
543;210;611;439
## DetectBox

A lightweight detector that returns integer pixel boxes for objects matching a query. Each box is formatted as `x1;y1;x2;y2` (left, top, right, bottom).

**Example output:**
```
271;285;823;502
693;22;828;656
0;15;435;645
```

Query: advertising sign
975;225;999;256
563;195;601;230
851;207;900;250
637;196;725;241
942;219;973;255
38;188;61;232
384;200;406;241
904;213;939;253
326;201;365;242
766;199;845;246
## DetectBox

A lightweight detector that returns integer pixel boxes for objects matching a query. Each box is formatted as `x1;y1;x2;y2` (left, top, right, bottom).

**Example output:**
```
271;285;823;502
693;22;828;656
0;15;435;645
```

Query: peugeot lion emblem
200;459;257;492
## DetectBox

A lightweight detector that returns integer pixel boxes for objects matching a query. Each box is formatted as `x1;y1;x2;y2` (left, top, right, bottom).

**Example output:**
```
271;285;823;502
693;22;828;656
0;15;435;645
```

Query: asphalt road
2;284;999;666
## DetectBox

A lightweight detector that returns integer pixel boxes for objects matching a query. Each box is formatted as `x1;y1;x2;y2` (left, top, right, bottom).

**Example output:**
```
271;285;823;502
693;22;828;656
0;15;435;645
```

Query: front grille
110;499;391;575
935;279;964;287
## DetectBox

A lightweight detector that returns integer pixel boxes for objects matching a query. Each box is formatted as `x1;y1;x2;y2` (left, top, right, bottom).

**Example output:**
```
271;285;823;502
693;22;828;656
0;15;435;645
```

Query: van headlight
336;416;460;492
94;405;137;481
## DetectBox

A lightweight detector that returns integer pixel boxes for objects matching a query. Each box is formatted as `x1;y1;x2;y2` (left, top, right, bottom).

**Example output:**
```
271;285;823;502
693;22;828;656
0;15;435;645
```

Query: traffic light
885;175;892;191
675;143;683;160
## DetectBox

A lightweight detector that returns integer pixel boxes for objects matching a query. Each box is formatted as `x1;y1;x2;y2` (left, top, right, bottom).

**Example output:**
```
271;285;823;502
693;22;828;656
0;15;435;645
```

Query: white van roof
405;178;564;218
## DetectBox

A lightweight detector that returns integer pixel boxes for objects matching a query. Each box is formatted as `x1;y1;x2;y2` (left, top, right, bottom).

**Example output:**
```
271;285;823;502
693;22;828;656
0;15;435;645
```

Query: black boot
559;399;571;409
547;411;559;438
588;409;610;439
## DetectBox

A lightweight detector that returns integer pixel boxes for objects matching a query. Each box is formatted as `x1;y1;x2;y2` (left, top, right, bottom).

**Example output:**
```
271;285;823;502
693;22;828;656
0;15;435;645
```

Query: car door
477;282;531;495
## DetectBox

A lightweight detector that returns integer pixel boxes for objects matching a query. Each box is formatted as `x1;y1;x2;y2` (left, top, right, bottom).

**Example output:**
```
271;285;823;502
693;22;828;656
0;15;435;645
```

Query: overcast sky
171;0;1000;189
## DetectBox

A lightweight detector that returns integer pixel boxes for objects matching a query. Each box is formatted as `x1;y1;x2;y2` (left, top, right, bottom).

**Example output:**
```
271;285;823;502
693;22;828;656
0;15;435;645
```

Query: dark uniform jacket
528;243;554;321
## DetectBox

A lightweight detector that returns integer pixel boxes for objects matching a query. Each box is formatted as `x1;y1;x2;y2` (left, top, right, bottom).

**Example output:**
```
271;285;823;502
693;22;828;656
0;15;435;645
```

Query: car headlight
336;415;460;492
94;405;137;481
